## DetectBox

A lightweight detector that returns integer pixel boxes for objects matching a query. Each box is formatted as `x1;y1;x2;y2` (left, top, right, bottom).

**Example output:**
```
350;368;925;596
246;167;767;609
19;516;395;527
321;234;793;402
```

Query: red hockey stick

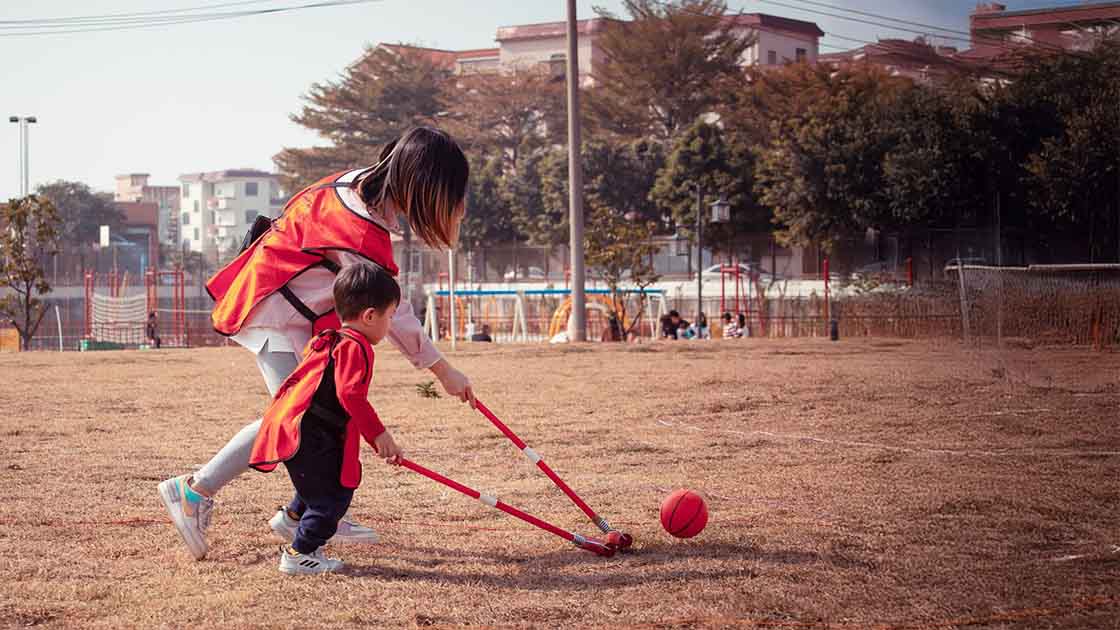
474;400;633;550
399;457;616;557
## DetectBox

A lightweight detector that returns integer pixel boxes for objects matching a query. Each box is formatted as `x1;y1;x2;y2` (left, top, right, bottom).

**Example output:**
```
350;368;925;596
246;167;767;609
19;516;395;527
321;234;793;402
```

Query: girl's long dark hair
352;127;469;249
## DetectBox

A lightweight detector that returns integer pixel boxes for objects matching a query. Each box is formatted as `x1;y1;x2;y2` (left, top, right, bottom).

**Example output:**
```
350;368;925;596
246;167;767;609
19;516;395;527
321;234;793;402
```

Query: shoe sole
158;479;208;560
278;561;343;575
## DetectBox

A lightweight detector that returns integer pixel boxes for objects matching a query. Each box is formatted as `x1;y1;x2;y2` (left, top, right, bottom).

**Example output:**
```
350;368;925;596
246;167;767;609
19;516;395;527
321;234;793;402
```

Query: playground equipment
84;268;186;348
425;288;666;343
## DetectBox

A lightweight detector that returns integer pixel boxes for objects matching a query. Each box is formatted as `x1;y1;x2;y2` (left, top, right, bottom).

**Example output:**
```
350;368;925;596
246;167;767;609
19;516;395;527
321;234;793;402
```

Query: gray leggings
191;345;301;495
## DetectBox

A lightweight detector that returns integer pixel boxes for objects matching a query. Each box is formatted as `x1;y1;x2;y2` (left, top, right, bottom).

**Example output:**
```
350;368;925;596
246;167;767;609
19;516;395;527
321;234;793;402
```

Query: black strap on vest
277;259;341;324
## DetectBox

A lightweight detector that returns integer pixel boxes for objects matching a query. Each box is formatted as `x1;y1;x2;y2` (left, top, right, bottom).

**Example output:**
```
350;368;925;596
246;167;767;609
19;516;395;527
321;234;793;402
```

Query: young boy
248;262;404;575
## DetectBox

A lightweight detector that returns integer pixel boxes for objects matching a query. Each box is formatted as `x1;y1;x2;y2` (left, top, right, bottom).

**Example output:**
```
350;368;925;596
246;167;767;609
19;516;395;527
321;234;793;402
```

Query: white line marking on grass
654;420;1120;458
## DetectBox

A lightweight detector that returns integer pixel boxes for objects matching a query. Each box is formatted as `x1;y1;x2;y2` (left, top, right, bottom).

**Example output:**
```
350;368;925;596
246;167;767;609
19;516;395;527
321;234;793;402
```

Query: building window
795;48;807;62
182;184;190;198
244;210;259;224
245;182;259;197
209;211;216;225
193;200;199;212
767;50;777;65
181;212;190;226
194;228;200;241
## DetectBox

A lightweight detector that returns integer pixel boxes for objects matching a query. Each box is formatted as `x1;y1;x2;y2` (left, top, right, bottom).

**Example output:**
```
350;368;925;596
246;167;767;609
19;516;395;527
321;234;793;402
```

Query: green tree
36;180;123;246
0;195;62;350
514;148;569;248
591;0;754;141
752;66;911;249
1013;41;1120;261
274;44;452;192
460;156;520;279
529;139;665;247
651;121;769;255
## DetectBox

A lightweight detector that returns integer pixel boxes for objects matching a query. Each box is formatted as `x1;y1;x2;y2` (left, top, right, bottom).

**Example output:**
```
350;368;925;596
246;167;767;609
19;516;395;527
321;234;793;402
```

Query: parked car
701;263;781;282
850;260;895;280
503;266;546;281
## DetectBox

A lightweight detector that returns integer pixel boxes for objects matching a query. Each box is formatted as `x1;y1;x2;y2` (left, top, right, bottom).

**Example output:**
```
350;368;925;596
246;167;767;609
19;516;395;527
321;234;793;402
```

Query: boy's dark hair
668;310;680;318
333;262;401;320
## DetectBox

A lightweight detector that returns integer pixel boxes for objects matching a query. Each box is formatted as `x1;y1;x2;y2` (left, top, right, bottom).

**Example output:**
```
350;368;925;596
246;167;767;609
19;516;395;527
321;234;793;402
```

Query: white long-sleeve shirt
230;169;442;370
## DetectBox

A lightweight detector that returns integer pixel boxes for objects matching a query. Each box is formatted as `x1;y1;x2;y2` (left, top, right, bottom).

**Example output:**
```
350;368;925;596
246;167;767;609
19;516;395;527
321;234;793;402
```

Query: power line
0;0;277;26
0;0;381;37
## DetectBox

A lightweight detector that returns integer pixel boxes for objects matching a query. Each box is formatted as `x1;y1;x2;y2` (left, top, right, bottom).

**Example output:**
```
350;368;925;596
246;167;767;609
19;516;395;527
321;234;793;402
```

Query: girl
159;127;475;560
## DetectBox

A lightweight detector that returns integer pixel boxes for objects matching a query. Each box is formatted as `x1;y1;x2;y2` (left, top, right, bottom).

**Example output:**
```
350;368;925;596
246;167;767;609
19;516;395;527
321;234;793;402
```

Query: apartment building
177;169;284;254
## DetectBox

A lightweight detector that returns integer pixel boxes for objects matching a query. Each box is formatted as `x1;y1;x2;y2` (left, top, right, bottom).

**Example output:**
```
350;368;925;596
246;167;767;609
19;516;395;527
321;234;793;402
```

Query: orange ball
660;489;708;538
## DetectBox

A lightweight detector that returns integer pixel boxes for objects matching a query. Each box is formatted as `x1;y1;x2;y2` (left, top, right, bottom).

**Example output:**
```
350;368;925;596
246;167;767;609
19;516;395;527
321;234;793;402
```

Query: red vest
206;171;399;337
249;328;385;489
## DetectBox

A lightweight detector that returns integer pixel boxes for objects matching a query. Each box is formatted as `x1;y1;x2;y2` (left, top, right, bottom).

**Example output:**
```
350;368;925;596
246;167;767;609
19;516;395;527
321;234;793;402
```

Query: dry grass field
0;339;1118;629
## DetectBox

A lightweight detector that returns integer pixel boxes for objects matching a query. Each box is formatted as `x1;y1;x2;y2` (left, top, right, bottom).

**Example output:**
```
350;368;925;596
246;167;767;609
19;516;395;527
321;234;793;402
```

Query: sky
0;0;1092;199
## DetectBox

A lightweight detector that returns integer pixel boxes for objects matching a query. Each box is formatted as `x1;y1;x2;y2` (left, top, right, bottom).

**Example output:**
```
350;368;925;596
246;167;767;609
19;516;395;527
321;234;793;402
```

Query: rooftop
179;169;277;183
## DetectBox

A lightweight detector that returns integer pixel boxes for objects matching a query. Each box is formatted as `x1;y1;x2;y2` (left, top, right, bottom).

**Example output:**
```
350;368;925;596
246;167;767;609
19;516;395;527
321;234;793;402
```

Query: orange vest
249;328;385;489
206;171;399;337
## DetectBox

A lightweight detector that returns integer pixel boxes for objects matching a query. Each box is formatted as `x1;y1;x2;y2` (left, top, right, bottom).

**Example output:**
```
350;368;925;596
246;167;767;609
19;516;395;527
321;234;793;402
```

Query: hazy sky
0;0;1081;199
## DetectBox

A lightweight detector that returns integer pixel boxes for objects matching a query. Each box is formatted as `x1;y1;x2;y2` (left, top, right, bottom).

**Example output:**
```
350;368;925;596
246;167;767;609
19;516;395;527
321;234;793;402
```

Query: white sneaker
278;546;344;575
158;475;214;560
269;508;379;544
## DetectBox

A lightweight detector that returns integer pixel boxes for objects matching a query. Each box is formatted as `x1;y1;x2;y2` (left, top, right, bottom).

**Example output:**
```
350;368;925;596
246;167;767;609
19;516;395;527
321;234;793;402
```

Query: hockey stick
399;457;616;557
474;400;633;550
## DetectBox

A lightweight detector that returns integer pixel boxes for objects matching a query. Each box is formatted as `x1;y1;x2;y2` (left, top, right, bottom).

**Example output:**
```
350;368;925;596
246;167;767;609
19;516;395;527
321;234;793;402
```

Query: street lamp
9;115;37;196
690;186;732;323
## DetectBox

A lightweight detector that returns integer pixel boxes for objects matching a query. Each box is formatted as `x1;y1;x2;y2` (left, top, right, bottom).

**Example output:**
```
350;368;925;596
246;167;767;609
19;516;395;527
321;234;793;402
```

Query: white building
728;14;823;66
177;169;284;254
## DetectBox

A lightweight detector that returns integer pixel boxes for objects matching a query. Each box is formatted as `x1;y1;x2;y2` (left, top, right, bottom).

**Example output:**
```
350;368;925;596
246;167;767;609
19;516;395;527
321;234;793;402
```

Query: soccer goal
954;264;1120;348
83;269;187;348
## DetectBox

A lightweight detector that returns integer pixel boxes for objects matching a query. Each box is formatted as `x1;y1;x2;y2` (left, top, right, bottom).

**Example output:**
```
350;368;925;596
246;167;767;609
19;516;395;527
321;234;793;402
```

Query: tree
444;68;565;170
752;65;912;249
651;121;769;256
514;148;569;248
591;0;754;141
1013;41;1120;261
460;156;519;279
585;203;661;338
0;196;62;350
274;44;452;192
36;180;123;247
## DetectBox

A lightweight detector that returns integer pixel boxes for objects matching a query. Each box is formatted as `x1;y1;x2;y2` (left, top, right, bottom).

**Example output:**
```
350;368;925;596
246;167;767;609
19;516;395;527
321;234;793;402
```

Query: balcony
214;209;239;227
206;196;237;210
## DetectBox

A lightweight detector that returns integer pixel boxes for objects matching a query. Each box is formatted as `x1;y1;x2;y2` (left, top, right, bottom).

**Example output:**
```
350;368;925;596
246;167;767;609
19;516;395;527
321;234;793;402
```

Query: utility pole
695;184;704;322
565;0;586;342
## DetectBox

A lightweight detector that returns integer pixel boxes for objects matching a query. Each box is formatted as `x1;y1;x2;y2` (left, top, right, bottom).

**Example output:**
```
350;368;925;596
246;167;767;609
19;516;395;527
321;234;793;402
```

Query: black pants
282;418;354;555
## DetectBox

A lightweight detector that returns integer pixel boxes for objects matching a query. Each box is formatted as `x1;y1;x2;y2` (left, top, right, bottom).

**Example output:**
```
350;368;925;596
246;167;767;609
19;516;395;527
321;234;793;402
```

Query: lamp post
8;115;37;196
678;187;731;324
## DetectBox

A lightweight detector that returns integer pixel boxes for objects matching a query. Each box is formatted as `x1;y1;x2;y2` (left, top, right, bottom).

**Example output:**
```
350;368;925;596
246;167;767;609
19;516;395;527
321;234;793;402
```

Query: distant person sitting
678;321;696;340
471;324;493;343
690;312;710;339
146;312;162;349
660;310;688;340
721;312;741;338
738;313;749;338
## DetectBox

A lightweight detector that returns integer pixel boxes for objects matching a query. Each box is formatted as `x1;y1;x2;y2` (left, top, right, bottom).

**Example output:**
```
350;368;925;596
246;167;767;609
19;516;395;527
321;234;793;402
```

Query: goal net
955;264;1120;348
90;292;148;345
